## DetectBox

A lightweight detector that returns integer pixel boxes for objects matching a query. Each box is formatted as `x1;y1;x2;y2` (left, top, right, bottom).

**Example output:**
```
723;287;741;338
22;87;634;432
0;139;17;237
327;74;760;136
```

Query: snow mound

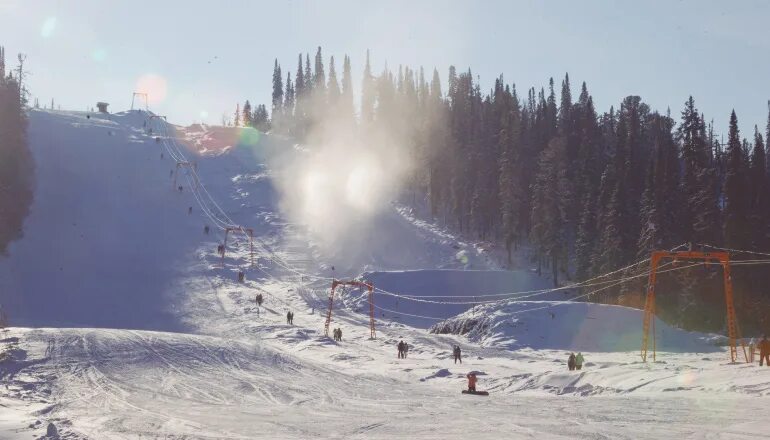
430;300;722;352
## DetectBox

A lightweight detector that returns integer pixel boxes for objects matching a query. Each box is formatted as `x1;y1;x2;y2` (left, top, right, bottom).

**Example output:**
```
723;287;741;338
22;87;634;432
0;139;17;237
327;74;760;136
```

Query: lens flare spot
91;48;107;62
135;73;168;105
239;127;261;147
199;110;209;119
677;370;696;386
41;17;57;38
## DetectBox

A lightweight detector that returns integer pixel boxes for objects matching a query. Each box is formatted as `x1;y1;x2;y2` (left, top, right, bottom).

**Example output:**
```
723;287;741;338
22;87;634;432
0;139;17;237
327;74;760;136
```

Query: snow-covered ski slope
0;109;768;439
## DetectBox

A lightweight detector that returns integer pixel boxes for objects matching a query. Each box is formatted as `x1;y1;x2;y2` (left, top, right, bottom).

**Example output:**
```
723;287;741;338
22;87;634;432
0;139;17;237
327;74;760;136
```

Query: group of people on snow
397;340;409;358
567;352;584;371
286;311;294;325
332;327;343;342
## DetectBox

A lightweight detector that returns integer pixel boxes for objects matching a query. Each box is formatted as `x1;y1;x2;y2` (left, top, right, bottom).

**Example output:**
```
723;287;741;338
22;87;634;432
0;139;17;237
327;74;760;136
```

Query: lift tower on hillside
641;250;748;364
324;280;376;340
131;92;149;111
221;227;254;267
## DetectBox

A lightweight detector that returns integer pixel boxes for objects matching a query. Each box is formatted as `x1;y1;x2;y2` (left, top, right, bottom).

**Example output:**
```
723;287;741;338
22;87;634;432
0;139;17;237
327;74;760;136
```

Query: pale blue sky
1;0;769;136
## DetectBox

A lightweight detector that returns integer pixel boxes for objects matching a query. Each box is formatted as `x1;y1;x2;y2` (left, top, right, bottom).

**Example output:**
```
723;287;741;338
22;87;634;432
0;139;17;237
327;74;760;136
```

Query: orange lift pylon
641;250;748;363
324;280;376;339
221;227;254;267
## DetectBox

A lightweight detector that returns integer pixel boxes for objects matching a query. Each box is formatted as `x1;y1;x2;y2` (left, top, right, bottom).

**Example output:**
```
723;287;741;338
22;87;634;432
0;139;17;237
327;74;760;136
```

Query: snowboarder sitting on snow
757;335;770;367
575;352;584;370
397;340;406;359
453;345;462;364
466;372;477;392
568;353;576;371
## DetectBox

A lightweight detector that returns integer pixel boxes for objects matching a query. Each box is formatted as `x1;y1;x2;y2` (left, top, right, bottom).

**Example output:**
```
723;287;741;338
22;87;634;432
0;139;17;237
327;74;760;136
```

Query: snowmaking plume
271;78;418;270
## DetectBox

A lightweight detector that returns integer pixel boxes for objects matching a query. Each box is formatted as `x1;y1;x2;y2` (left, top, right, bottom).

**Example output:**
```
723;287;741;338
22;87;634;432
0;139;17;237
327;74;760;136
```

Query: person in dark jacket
397;340;405;359
568;353;576;371
453;345;462;364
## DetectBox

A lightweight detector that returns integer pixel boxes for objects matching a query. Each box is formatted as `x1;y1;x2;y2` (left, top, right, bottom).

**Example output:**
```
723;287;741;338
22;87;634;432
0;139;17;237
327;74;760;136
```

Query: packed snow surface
0;110;768;439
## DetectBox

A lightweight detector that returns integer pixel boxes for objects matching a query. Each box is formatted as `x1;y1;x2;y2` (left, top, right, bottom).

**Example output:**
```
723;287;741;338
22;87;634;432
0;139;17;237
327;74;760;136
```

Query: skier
286;311;292;325
403;342;409;358
256;293;263;307
238;271;245;283
160;152;164;158
568;353;576;371
575;352;584;370
759;335;770;367
204;225;210;234
466;372;477;393
397;340;405;359
178;186;183;192
453;345;462;364
188;206;193;214
337;328;342;341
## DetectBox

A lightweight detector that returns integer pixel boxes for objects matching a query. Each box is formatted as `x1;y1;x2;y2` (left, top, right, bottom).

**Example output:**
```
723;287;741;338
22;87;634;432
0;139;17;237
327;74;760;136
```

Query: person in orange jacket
759;335;770;367
466;372;477;392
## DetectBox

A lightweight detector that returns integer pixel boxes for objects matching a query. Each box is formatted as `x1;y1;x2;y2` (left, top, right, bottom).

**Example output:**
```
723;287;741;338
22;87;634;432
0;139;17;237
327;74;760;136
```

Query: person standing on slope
453;345;462;364
466;372;477;393
403;342;409;358
575;352;584;370
759;335;770;366
397;340;405;359
568;353;576;371
286;311;292;325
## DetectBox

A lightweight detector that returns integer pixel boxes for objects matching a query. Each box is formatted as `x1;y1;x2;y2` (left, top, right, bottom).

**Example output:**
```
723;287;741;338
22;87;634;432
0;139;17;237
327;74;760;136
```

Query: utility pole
16;53;27;105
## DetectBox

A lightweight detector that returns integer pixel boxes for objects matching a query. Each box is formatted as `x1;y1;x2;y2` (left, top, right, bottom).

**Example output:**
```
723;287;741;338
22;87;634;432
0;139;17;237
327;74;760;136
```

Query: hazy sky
1;0;769;136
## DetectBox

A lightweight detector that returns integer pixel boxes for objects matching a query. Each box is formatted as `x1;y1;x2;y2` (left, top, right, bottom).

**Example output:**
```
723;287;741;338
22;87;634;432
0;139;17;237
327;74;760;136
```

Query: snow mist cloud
271;90;417;269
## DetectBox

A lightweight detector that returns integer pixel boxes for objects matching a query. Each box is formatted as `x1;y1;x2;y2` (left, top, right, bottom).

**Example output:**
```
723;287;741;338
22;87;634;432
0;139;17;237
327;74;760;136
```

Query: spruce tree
271;59;283;120
242;100;252;127
327;55;340;109
341;55;354;122
723;110;750;250
361;50;375;124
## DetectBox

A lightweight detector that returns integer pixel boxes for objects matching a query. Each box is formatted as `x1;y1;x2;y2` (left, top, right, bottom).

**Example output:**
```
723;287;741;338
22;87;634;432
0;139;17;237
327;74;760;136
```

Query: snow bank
430;300;722;352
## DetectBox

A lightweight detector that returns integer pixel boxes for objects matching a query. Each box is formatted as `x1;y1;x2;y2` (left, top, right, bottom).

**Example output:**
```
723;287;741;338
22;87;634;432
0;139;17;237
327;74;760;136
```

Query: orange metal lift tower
324;280;376;339
641;250;748;363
